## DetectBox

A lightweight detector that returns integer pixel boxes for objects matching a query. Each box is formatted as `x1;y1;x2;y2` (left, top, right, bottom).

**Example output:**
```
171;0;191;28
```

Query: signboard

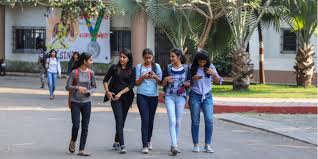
46;10;111;63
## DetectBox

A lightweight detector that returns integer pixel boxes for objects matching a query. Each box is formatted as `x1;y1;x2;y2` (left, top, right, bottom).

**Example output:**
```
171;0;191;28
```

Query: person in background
37;41;47;89
135;48;162;154
67;52;80;76
46;49;61;99
66;53;96;156
161;48;191;156
103;48;135;154
189;50;222;153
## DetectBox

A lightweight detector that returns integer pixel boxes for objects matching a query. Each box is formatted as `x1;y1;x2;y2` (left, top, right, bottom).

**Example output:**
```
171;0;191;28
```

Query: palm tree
145;0;194;52
282;0;317;87
223;0;272;90
255;0;286;84
114;0;199;63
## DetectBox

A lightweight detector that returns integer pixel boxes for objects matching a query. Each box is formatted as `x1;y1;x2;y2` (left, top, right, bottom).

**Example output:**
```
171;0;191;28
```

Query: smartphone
198;76;203;79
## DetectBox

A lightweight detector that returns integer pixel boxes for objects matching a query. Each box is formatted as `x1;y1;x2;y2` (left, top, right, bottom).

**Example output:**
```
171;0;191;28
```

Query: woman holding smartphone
162;48;190;156
66;53;96;156
189;50;222;153
135;48;162;154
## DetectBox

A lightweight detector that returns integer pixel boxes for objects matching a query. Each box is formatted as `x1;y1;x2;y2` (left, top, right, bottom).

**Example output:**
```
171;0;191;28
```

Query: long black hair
116;48;133;74
170;48;186;64
70;51;80;62
142;48;157;73
73;52;92;69
190;50;211;78
49;49;57;58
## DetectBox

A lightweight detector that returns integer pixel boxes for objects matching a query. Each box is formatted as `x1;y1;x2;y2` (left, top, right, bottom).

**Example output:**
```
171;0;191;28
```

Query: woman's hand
164;76;174;83
106;91;115;101
114;93;122;101
141;72;151;80
192;75;203;81
149;71;159;79
78;87;87;94
205;68;217;77
183;81;191;88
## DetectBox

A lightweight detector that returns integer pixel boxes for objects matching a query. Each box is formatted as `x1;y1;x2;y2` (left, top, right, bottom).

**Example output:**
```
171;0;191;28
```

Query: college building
0;5;316;85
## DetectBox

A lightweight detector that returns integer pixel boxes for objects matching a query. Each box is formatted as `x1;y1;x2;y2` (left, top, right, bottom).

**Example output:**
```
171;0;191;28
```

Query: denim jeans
165;95;186;147
137;94;158;147
189;91;213;145
47;72;57;97
71;102;91;151
111;98;131;146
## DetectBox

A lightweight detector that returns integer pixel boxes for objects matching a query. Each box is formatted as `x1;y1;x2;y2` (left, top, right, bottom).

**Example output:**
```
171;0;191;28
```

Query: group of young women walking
65;47;222;156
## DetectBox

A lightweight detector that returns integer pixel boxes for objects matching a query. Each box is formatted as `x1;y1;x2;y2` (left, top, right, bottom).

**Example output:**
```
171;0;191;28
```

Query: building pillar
131;11;147;66
0;5;5;60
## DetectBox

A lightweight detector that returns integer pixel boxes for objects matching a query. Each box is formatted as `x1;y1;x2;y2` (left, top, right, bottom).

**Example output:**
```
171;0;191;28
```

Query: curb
215;114;317;146
159;93;317;114
213;105;317;114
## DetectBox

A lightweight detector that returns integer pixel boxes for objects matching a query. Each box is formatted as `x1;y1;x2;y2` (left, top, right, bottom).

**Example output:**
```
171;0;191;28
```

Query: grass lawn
212;84;317;98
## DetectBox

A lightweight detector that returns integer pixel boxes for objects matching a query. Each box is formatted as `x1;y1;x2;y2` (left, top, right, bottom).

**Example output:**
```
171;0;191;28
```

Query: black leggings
111;98;131;146
71;102;91;151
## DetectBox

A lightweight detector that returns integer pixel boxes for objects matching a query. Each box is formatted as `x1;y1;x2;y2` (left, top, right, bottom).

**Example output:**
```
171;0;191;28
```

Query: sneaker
176;147;181;153
148;142;153;150
112;142;120;151
170;146;178;156
119;146;127;154
204;145;214;153
192;145;200;153
141;147;148;154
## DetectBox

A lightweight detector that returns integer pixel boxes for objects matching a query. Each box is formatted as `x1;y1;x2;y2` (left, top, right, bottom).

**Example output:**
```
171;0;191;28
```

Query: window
13;26;46;53
281;29;299;53
110;28;131;55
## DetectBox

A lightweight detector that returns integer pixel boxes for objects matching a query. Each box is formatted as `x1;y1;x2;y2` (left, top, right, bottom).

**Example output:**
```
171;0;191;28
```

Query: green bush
6;60;39;73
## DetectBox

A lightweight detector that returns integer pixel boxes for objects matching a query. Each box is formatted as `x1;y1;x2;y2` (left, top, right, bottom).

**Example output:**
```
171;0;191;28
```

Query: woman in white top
46;49;61;99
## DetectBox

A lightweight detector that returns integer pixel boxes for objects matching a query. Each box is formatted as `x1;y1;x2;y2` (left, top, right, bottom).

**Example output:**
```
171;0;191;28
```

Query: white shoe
204;145;214;153
148;142;153;150
192;145;200;153
141;147;149;154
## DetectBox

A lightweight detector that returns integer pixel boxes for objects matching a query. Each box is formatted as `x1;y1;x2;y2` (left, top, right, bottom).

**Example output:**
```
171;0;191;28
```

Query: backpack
40;52;49;67
72;68;92;85
163;64;190;93
68;68;92;108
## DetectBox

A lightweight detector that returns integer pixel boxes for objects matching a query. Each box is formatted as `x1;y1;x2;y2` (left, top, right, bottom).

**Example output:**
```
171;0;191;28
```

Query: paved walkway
215;113;317;145
0;75;317;158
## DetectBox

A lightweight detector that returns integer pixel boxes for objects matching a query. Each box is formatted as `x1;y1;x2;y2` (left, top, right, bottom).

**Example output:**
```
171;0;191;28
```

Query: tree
114;0;199;64
3;0;117;20
282;0;317;87
223;0;272;90
255;0;286;84
146;0;194;52
167;0;226;50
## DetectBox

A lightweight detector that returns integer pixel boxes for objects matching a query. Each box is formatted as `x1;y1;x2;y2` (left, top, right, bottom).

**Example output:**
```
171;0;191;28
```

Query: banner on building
46;10;111;63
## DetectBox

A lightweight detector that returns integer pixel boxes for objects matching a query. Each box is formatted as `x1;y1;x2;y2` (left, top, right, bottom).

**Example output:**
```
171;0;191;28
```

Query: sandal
78;151;91;156
68;140;75;153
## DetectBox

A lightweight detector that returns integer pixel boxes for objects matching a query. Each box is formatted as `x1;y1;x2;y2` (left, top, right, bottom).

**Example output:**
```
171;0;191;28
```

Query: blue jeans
71;102;91;151
137;94;158;147
189;91;213;145
47;72;57;97
165;95;186;147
